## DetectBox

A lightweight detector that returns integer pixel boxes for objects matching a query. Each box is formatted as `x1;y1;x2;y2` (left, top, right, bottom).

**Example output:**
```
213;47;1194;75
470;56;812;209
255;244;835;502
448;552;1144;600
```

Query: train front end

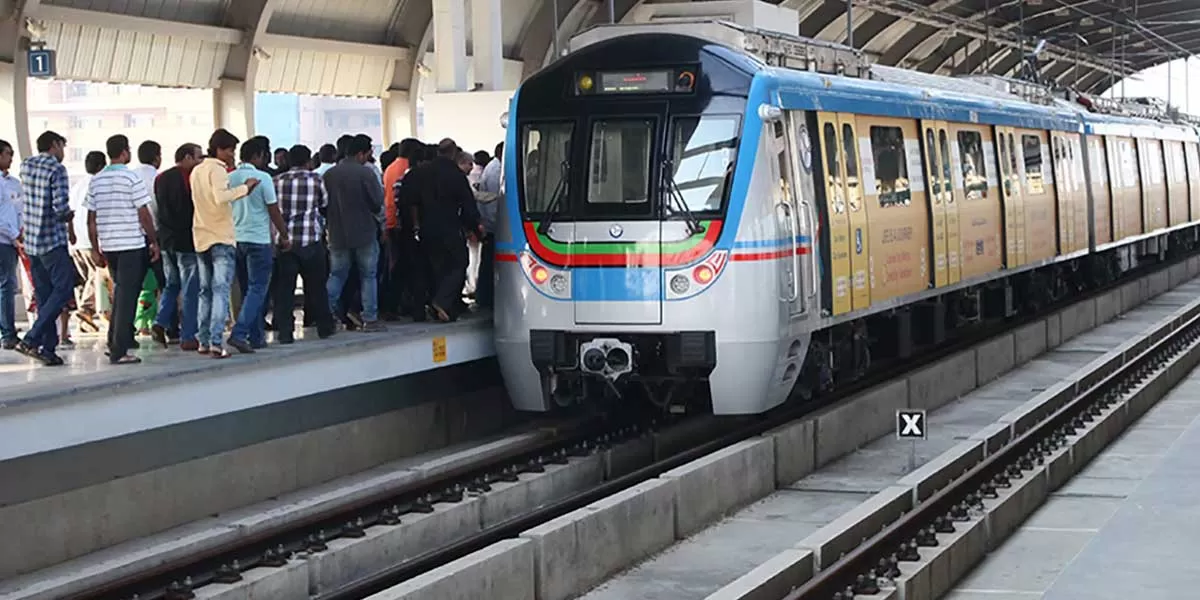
495;31;790;413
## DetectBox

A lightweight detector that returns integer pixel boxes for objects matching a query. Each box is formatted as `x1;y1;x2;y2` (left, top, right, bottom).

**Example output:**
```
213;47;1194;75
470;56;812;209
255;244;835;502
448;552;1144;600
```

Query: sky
1102;57;1200;114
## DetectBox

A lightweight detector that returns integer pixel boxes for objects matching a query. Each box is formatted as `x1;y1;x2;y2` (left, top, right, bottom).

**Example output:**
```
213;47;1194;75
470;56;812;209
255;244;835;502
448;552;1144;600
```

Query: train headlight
520;252;571;299
670;274;690;294
664;250;728;300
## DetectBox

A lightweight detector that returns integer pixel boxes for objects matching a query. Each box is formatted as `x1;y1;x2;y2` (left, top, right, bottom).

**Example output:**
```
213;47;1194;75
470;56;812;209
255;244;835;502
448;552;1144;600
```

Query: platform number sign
896;409;927;440
27;49;56;78
432;336;447;363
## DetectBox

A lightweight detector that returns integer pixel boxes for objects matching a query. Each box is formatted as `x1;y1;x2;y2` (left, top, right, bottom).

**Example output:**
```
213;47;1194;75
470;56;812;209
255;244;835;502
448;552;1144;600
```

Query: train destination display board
599;70;672;93
578;68;697;95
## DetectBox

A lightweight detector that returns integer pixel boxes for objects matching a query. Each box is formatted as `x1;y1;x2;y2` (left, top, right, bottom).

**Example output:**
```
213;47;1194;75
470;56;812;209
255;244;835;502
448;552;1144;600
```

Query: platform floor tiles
944;361;1200;600
580;284;1200;600
0;310;489;407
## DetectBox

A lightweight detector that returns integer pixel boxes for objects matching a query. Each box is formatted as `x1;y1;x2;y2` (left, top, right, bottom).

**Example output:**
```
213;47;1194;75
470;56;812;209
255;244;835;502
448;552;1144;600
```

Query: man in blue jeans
0;140;22;349
323;134;386;332
17;131;74;366
227;137;290;352
152;143;204;350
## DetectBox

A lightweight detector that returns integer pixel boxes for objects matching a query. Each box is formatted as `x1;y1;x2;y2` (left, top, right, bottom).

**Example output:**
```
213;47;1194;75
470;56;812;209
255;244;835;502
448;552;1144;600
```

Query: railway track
785;280;1200;599
51;253;1196;600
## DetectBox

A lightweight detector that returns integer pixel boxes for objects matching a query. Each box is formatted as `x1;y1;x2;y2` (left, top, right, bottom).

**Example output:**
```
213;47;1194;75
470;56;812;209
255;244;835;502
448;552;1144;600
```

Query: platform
946;360;1200;600
0;312;509;580
0;312;495;464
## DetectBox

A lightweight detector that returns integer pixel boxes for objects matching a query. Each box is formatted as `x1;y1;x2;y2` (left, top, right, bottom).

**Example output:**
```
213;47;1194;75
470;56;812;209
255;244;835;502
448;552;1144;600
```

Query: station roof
7;0;1198;97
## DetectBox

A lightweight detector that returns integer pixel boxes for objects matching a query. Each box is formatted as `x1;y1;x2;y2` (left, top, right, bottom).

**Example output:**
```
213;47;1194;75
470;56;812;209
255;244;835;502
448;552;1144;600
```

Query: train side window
925;129;941;195
938;129;953;201
1119;140;1137;188
586;119;654;206
520;121;574;213
869;125;910;207
842;123;861;210
1007;134;1020;185
1021;134;1045;195
957;131;988;200
1091;139;1108;185
1146;141;1164;185
823;123;841;185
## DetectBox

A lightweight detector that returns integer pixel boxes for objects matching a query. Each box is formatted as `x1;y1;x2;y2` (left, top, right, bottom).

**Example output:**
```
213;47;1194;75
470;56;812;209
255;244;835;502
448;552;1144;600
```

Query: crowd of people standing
0;128;501;367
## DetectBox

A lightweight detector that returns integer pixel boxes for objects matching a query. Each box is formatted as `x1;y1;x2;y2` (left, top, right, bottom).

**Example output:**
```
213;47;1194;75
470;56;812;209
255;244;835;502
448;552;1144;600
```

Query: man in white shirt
85;134;159;365
69;151;106;332
0;139;21;348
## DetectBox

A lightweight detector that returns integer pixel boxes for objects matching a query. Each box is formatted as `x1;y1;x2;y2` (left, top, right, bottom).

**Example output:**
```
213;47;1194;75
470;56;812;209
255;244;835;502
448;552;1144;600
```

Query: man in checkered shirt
271;144;335;342
16;131;75;366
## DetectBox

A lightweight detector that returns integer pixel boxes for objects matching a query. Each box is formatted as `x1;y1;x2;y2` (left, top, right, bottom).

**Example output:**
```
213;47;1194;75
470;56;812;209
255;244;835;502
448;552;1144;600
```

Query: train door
1185;142;1200;221
573;108;664;325
779;112;808;318
920;120;950;286
816;112;870;314
935;123;961;284
1050;134;1075;253
994;126;1026;267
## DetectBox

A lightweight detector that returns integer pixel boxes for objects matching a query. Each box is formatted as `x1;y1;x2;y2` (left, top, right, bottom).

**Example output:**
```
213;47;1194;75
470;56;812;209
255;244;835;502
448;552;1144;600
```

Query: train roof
565;20;1199;143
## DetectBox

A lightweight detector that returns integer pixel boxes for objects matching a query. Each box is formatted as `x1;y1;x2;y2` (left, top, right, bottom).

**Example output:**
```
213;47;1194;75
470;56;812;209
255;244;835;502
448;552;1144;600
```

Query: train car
493;20;1200;415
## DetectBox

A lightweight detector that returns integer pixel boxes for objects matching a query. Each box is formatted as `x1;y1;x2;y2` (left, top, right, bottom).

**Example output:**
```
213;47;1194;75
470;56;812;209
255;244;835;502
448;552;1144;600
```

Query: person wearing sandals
84;134;159;366
192;129;258;359
69;151;106;335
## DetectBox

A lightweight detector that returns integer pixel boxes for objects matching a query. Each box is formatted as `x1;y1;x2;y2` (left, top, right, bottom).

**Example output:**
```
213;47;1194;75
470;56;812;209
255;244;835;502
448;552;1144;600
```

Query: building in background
26;79;213;179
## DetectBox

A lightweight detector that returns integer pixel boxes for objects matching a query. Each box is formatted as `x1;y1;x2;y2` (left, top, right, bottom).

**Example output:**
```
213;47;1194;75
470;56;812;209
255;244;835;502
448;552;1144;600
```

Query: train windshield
521;121;574;213
668;115;739;213
586;119;655;210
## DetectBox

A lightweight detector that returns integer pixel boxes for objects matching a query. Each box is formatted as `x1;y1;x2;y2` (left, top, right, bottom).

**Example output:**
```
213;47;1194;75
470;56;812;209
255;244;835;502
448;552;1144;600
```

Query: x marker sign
896;409;927;440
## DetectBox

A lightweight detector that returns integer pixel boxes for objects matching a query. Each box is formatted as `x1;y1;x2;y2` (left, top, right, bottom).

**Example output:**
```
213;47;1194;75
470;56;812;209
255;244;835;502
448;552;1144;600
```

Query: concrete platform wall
0;360;511;579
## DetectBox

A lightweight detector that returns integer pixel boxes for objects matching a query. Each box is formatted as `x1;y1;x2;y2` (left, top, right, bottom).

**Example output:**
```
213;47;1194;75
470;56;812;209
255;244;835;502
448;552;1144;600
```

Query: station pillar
0;60;31;160
212;79;255;143
381;90;414;146
471;0;504;91
433;0;469;92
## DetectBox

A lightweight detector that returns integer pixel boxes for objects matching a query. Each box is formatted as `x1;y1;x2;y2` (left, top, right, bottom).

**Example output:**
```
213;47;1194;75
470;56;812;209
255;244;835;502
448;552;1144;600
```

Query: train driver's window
1021;134;1045;195
669;115;740;212
869;125;910;207
957;131;987;200
520;121;574;213
586;119;653;205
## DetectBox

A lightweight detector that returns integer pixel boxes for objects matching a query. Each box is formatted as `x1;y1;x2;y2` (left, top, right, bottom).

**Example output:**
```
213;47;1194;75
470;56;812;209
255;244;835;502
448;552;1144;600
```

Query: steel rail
786;297;1200;600
77;416;613;600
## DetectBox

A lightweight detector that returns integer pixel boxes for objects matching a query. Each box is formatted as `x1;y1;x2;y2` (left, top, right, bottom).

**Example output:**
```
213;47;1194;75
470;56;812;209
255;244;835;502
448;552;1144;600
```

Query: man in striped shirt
16;131;74;365
273;144;335;342
85;134;159;365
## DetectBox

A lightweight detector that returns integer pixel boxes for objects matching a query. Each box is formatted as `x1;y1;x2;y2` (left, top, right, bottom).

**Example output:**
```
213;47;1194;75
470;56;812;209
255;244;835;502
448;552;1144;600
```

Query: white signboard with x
896;409;927;440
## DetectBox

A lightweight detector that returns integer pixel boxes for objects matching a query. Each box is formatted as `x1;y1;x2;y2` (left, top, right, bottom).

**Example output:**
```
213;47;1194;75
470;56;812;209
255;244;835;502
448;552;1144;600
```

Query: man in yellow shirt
190;129;259;359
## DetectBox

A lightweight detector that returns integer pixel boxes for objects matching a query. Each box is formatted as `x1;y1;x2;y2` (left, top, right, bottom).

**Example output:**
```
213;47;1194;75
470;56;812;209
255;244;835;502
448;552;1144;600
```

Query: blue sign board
28;49;56;78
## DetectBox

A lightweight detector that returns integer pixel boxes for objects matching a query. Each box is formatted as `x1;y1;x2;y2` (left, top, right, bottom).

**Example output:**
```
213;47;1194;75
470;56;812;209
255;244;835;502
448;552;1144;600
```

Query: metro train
492;20;1200;415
